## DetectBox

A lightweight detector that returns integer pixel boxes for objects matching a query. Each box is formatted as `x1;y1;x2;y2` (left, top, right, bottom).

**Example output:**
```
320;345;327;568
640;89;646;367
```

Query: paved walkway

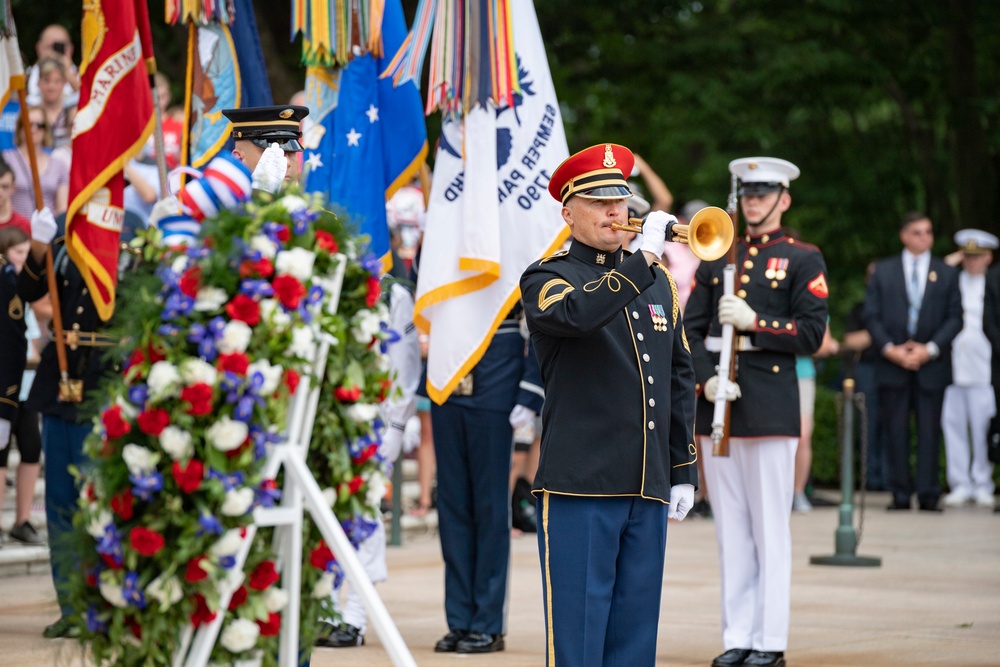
1;493;998;666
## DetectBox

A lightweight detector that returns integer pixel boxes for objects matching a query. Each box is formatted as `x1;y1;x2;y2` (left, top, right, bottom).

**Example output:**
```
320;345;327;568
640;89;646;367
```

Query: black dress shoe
918;502;943;512
434;629;468;652
886;499;910;511
315;623;364;647
742;650;786;666
712;648;752;666
43;617;78;639
455;631;505;653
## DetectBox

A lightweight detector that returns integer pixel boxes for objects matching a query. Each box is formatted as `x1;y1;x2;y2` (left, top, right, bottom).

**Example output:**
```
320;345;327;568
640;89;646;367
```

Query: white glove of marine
402;414;421;454
718;294;758;331
638;211;677;258
30;207;57;244
0;417;10;450
147;196;182;229
251;142;288;194
667;483;695;521
381;426;404;463
704;375;741;403
508;404;536;431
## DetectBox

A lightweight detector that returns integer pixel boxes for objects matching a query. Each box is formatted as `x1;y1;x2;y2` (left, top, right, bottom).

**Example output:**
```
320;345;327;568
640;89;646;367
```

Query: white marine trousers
942;384;996;497
701;435;796;653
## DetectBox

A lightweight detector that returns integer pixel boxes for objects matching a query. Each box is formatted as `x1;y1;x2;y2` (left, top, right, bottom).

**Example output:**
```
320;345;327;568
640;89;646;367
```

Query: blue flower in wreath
122;571;147;610
197;512;224;536
86;605;107;634
96;525;123;567
130;471;164;502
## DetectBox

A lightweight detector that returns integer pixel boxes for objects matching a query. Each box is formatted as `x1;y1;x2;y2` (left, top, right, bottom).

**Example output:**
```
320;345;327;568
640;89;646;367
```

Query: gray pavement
1;493;998;666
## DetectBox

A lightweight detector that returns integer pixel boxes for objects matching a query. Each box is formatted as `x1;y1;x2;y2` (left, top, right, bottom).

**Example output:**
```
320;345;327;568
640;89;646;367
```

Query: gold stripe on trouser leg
543;491;555;665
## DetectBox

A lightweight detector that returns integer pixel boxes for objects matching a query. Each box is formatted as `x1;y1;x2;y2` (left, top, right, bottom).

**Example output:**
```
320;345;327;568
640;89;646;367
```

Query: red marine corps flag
66;0;155;320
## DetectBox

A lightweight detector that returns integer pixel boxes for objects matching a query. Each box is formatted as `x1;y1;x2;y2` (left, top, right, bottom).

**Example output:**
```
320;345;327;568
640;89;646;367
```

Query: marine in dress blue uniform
684;158;828;667
430;304;544;654
520;144;698;667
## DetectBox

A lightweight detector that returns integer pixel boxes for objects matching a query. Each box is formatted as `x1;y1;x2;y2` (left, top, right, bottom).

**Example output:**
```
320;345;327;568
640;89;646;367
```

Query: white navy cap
729;157;800;196
954;228;999;254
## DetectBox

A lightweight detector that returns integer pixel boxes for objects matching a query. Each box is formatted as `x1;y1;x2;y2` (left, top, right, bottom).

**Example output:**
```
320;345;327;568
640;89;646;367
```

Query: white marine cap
954;228;999;254
729;157;800;195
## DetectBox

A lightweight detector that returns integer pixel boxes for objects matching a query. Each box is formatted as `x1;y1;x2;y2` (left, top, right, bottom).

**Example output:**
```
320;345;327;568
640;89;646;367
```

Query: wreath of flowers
66;180;397;666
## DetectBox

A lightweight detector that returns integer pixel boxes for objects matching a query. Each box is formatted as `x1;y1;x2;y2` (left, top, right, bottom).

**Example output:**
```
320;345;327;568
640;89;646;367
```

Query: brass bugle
610;206;734;261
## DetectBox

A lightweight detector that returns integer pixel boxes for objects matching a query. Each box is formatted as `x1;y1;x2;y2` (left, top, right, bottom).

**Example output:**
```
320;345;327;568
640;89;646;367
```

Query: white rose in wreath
98;572;128;609
218;320;253;354
221;487;255;516
312;572;334;599
250;234;277;260
86;509;114;539
180;358;218;387
264;587;289;612
147;361;182;401
116;395;139;419
146;573;183;609
122;443;159;476
366;470;388;508
207;416;249;452
352;309;382;343
194;286;229;312
220;618;260;653
346;403;379;423
248;359;283;396
289;325;315;358
321;487;337;507
260;299;292;330
279;194;309;214
275;247;316;282
211;528;244;557
159;426;194;460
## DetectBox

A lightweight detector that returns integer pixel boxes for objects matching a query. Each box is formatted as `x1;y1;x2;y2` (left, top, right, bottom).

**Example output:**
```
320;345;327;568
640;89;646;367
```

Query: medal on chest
765;257;789;281
648;304;668;331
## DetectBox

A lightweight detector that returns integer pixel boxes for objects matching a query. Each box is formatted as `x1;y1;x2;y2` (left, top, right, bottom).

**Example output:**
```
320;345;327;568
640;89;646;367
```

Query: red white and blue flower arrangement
66;156;396;666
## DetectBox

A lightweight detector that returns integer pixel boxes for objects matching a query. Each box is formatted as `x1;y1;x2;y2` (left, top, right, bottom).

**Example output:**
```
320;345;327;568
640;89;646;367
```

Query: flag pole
17;88;70;391
147;66;169;196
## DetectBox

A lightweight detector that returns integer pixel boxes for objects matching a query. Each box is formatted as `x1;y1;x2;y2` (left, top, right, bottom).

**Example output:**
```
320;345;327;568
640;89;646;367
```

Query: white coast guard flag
0;29;25;109
413;0;569;404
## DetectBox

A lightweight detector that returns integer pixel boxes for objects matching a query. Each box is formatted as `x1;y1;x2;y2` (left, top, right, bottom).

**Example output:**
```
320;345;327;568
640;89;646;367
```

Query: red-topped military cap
548;143;635;204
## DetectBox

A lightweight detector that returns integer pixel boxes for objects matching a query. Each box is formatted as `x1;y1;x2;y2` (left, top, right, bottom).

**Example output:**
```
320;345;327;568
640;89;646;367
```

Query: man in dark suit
863;213;962;511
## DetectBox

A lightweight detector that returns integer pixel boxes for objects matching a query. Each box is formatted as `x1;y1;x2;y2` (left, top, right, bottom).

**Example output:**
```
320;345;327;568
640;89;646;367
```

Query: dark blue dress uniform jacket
0;259;28;424
19;238;113;422
520;241;698;502
684;229;829;437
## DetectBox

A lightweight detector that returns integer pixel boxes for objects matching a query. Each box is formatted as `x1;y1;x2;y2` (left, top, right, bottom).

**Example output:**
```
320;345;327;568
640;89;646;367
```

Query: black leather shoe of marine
712;648;752;667
455;631;505;653
315;623;364;647
434;629;468;652
742;650;786;666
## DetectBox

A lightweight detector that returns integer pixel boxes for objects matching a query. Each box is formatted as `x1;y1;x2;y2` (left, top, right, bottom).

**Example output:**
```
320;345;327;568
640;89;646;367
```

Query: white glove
638;211;676;257
509;404;536;431
381;426;404;463
31;207;57;244
718;294;758;331
704;375;741;403
668;484;695;521
0;417;10;450
251;142;288;193
402;414;421;454
148;196;181;229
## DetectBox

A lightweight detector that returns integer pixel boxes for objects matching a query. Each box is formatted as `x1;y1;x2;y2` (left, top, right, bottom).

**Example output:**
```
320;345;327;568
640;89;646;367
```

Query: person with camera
27;25;80;109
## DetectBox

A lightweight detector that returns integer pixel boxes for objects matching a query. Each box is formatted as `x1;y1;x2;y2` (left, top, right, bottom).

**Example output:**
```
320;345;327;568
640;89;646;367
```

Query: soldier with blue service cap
520;143;698;667
684;157;829;667
222;105;309;192
942;228;998;509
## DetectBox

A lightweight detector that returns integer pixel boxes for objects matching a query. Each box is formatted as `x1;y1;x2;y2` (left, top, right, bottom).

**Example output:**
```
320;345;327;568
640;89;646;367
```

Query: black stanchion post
389;455;403;547
810;355;881;567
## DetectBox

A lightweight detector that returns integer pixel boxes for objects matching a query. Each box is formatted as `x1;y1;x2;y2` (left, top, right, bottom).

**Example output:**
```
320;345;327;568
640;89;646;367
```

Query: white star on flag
305;152;323;171
365;104;380;123
346;128;362;146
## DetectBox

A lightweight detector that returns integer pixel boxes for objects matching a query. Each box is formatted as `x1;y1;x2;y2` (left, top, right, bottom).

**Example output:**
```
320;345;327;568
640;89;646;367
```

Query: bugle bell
611;206;734;261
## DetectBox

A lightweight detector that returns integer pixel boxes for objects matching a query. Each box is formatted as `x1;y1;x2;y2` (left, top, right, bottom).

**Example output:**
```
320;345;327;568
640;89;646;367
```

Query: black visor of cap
575;185;633;200
738;181;784;196
249;137;304;152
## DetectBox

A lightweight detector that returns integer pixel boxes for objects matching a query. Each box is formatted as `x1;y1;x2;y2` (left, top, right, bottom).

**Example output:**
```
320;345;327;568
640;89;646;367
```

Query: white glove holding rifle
704;376;741;403
31;207;57;244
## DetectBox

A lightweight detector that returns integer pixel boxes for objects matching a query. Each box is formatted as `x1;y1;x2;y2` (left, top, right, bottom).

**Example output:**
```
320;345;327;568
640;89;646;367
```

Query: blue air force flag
303;0;428;266
413;0;570;404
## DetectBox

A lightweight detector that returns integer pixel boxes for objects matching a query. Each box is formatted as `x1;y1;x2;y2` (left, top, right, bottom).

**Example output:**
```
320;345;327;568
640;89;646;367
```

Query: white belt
706;335;761;353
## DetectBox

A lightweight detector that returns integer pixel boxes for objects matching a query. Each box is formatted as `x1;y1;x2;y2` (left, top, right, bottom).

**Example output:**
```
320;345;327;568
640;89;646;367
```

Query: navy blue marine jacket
0;258;28;423
684;229;829;438
520;241;698;502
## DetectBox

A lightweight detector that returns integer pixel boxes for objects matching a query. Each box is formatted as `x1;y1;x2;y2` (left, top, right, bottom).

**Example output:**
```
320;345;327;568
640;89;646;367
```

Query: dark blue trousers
431;403;513;635
537;493;668;667
43;415;92;617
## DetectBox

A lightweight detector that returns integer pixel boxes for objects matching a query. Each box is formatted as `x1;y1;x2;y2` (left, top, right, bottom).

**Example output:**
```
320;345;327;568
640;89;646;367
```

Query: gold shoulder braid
540;250;569;263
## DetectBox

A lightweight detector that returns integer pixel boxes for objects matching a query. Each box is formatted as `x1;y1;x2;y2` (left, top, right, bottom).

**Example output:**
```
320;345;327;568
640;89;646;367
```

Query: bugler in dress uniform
520;143;698;667
684;157;829;667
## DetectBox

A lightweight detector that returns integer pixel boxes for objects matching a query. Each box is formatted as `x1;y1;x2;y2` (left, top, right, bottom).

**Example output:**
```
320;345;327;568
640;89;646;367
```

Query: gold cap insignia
749;162;758;169
279;108;295;119
603;145;616;168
